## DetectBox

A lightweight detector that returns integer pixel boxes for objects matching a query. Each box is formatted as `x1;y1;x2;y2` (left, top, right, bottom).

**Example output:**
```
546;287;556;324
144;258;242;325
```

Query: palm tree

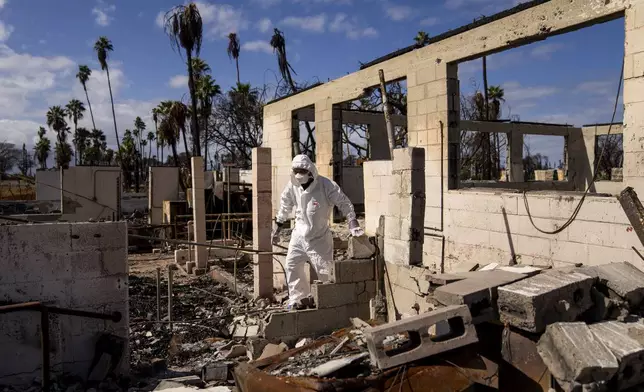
270;28;297;93
75;127;91;165
66;99;85;165
159;117;181;176
487;86;505;120
191;57;211;80
152;108;162;165
169;101;191;160
76;65;97;130
46;106;67;144
147;131;155;163
197;74;221;168
34;127;51;169
414;31;430;47
163;3;203;157
94;37;121;152
227;33;241;85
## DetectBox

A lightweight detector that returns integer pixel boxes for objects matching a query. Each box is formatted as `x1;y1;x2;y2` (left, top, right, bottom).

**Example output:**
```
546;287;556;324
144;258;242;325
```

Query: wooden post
378;69;395;158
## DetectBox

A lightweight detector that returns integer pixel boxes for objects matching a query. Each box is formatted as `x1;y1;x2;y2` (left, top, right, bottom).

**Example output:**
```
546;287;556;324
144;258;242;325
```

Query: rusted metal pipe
167;265;173;324
0;301;41;313
128;234;286;256
156;267;161;321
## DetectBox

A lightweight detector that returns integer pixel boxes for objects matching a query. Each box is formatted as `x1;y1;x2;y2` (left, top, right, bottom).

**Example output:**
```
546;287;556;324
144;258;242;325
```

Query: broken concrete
579;262;644;308
348;235;376;259
364;305;478;369
537;322;619;391
589;320;644;390
334;258;375;283
432;270;526;323
498;270;594;333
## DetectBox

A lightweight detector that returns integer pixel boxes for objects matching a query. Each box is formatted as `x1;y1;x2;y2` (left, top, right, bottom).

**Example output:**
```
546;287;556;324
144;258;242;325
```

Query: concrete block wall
0;222;129;386
384;148;425;266
35;170;60;201
262;110;293;219
148;167;180;225
263;259;376;341
252;148;273;298
61;166;121;221
363;160;393;235
624;1;644;191
383;263;434;322
342;166;365;206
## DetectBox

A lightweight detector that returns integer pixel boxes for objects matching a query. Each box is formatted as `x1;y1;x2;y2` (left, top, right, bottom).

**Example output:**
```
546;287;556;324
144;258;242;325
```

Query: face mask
294;173;310;184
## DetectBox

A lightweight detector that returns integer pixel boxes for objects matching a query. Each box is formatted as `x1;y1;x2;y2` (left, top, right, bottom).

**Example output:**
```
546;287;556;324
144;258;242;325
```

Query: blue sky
0;0;625;165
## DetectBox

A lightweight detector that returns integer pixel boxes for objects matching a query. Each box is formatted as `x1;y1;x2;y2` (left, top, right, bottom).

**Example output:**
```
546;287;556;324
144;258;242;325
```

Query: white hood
290;154;318;186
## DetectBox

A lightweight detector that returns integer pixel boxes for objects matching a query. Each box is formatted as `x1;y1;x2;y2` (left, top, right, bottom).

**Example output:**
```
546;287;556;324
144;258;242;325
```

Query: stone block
537;322;618;391
432;271;525;323
498;270;594;333
364;305;478;369
392;147;425;173
261;311;298;341
312;282;357;308
580;262;644;308
334;259;374;283
589;320;644;390
296;305;355;337
348;236;376;259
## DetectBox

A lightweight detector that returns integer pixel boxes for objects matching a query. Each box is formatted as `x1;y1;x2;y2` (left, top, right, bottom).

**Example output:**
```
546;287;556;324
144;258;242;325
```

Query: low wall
61;167;121;221
0;222;129;386
35;170;60;201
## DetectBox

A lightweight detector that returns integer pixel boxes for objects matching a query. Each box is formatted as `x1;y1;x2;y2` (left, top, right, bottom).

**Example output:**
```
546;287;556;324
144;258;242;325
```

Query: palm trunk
235;58;240;85
181;126;191;162
106;66;122;154
186;51;201;156
148;142;152;166
73;120;78;166
170;141;186;193
83;86;97;131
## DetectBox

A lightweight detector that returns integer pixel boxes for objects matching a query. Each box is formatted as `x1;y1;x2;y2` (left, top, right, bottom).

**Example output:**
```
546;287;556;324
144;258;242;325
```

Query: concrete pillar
507;131;524;182
191;157;207;271
252;148;273;298
623;3;644;190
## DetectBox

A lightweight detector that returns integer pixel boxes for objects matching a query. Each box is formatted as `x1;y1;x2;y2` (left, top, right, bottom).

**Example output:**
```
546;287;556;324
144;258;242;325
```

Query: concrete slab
589;320;644;390
537;322;618;390
432;270;526;323
364;305;478;369
498;270;594;333
581;262;644;308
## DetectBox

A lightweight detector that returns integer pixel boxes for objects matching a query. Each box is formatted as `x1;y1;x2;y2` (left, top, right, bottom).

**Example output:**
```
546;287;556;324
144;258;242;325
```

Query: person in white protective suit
272;154;364;309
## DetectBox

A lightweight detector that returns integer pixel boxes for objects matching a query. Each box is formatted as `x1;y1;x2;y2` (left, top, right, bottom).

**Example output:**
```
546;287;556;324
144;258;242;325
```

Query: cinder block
334;259;374;283
261;311;298;340
296;305;355;336
384;238;423;266
392;147;425;173
175;249;190;264
356;280;377;303
312;282;357;308
70;222;127;251
364;305;478;369
579;262;644;308
589;320;644;390
432;270;525;323
498;270;594;333
537;322;618;390
348;236;376;259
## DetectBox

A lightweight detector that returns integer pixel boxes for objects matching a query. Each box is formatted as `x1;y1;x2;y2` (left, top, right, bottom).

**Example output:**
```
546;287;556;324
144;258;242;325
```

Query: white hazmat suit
275;155;358;306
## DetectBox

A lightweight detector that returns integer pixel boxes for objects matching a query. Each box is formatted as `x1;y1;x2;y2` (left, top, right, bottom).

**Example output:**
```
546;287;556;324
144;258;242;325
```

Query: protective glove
348;219;364;237
271;222;283;245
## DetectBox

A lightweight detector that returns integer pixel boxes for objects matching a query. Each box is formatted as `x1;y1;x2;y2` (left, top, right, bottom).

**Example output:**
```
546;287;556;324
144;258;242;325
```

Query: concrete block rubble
425;261;644;391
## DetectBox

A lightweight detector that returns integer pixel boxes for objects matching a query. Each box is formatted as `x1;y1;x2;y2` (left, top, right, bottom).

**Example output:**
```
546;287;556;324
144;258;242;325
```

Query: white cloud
0;21;12;42
503;81;558;101
329;13;378;39
92;0;116;27
420;17;439;26
168;74;188;89
386;4;413;21
0;0;6;10
252;0;281;8
530;42;564;59
195;2;248;38
281;14;327;33
257;18;272;33
292;0;352;3
574;80;614;97
155;3;248;39
242;40;273;54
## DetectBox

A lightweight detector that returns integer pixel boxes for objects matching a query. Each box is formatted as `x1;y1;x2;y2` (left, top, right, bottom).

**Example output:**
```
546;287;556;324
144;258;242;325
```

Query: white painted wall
148;167;180;225
35;170;60;201
0;222;129;386
61;166;121;221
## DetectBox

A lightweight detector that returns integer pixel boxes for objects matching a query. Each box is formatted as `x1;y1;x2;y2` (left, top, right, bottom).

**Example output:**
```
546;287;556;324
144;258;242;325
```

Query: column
191;157;207;271
253;147;273;298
